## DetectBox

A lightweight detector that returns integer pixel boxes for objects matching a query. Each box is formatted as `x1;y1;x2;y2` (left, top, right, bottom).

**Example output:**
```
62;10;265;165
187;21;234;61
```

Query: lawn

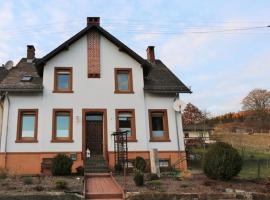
187;145;270;179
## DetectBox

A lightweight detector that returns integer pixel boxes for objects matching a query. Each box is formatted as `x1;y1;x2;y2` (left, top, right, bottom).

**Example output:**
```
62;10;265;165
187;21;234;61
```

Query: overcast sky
0;0;269;115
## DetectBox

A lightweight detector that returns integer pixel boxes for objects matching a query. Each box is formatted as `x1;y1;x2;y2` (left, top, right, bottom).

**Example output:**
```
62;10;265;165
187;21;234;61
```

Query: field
188;133;270;179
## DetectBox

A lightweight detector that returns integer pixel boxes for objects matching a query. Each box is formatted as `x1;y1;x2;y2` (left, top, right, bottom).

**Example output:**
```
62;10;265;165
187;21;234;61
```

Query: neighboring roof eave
144;88;192;94
36;25;151;76
0;87;43;93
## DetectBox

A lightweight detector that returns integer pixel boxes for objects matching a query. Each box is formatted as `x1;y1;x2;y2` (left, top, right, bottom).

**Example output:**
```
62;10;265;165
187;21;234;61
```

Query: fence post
257;159;261;179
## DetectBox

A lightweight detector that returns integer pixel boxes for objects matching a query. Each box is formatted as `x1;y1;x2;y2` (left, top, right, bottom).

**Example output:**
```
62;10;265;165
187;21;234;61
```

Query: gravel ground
114;173;270;194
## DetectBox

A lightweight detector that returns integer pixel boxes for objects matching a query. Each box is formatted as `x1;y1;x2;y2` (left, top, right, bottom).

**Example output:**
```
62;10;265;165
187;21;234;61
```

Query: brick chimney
27;45;35;62
87;17;100;26
146;46;155;63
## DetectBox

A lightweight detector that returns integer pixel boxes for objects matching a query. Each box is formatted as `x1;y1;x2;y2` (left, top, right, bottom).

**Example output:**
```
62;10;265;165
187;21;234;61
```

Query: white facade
0;34;185;155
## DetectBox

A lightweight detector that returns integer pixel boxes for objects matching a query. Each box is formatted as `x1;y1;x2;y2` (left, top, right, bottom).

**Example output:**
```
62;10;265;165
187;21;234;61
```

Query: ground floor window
52;109;73;142
16;109;38;142
115;109;137;141
149;109;170;141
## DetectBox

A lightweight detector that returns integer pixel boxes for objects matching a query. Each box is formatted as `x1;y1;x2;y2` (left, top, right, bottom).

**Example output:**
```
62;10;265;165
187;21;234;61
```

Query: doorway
82;109;108;161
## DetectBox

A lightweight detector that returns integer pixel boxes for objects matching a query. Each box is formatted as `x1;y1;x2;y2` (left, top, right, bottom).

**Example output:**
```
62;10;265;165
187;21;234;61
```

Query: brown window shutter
87;30;100;78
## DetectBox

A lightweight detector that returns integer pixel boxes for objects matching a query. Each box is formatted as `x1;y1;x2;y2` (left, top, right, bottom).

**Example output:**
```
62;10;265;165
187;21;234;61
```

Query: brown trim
148;109;170;142
51;109;73;143
82;109;108;162
114;68;134;94
115;109;137;142
53;67;73;93
16;109;38;143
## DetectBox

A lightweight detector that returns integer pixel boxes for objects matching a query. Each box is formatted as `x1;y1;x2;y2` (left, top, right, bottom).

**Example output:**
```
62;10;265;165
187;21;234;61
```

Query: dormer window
53;67;73;93
114;68;133;94
21;75;32;82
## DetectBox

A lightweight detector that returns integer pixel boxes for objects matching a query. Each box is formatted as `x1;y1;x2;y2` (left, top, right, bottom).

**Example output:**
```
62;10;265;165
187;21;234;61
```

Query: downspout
4;92;10;169
174;93;181;160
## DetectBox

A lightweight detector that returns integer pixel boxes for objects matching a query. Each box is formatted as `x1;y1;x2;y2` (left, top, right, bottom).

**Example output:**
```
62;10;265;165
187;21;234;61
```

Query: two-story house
0;17;191;174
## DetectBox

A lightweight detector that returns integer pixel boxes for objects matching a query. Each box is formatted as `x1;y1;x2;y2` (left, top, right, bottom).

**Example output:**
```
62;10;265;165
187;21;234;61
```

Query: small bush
51;154;73;176
133;156;146;172
55;179;67;190
114;163;123;172
147;173;159;181
0;168;8;179
133;170;144;186
22;176;33;185
76;166;84;175
203;142;242;181
34;185;44;191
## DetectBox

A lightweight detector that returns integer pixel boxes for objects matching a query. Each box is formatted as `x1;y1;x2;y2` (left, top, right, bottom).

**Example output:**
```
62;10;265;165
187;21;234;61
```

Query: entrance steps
84;173;124;200
85;155;109;173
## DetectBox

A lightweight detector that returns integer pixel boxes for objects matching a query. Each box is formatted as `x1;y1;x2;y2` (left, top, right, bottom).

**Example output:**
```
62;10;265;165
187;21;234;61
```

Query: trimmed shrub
51;154;73;176
0;168;8;179
55;179;67;190
133;156;146;172
22;176;33;185
34;185;44;191
203;142;242;181
114;163;123;173
133;170;144;186
147;173;159;181
76;166;84;176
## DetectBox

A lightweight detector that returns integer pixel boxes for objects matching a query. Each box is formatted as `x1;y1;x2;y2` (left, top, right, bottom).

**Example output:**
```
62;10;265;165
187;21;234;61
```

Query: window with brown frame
149;109;170;142
53;67;73;93
114;68;133;93
52;109;73;142
115;109;137;142
16;109;38;143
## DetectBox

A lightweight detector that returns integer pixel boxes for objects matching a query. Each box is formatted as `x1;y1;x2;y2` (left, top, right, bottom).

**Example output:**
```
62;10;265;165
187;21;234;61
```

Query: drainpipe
3;92;10;169
174;93;181;160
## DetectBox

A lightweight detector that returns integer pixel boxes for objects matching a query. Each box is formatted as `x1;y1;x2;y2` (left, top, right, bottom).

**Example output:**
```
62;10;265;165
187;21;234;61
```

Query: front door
85;114;103;155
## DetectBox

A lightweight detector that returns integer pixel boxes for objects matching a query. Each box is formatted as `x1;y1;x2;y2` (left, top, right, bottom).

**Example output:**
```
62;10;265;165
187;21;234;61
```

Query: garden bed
0;175;83;195
114;173;270;194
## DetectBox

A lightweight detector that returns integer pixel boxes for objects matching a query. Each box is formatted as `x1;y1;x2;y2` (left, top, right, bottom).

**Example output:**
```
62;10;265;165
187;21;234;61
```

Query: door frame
82;109;108;162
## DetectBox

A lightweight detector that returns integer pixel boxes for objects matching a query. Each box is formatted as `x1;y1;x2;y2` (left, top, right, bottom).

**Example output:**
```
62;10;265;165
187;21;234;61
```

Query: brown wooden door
85;114;103;155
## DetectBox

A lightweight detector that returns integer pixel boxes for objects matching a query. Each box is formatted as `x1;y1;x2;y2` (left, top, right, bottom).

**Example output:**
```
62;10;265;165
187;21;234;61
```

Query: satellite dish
173;99;187;112
4;60;13;70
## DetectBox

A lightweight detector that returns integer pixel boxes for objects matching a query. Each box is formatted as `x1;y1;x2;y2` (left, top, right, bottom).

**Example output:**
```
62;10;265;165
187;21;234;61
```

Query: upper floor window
116;109;136;142
53;67;73;93
149;109;170;142
52;109;73;142
16;109;38;143
114;68;133;93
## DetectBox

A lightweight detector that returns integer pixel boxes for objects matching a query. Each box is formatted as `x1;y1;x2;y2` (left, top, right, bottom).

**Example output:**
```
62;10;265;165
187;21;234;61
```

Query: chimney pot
27;45;35;61
87;17;100;26
146;46;155;63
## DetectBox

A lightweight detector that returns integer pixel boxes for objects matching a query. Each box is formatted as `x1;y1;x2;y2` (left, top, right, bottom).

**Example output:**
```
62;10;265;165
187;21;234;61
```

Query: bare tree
242;89;270;111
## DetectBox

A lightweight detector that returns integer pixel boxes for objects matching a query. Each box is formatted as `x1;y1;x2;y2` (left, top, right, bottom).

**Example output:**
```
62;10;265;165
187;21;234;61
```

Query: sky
0;0;269;116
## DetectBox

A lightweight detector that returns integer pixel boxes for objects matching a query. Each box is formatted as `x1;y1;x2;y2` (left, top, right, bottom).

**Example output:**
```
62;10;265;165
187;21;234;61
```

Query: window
159;159;170;168
52;109;73;142
149;109;170;142
21;75;32;82
116;109;136;141
16;109;38;142
54;67;73;93
114;68;133;93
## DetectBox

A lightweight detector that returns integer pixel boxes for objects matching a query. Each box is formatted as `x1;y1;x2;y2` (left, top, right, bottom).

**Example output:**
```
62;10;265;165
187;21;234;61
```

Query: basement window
21;75;32;82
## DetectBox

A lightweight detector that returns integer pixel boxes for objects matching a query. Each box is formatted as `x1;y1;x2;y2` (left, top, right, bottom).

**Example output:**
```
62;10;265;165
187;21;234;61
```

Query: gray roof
0;67;9;82
144;60;191;93
0;58;43;92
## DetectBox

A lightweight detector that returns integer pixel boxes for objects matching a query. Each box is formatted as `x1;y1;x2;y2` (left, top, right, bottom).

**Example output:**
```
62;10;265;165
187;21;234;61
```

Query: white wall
1;33;184;153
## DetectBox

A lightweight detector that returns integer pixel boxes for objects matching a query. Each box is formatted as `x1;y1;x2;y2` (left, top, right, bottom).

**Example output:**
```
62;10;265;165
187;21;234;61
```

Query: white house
0;17;191;174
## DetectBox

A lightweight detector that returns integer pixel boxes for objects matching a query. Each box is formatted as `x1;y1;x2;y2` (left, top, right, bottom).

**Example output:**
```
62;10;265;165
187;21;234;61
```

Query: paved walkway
85;173;124;200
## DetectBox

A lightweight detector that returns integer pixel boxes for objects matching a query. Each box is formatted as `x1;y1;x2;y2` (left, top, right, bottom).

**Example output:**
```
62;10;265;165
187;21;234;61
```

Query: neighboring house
184;124;215;147
0;17;191;174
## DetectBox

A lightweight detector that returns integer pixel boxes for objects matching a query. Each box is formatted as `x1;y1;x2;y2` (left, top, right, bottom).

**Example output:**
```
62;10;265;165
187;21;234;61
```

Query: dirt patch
114;173;270;194
0;175;83;195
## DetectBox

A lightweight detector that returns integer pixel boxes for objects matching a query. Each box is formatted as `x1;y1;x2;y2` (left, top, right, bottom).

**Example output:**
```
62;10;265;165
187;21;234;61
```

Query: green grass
188;146;270;179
